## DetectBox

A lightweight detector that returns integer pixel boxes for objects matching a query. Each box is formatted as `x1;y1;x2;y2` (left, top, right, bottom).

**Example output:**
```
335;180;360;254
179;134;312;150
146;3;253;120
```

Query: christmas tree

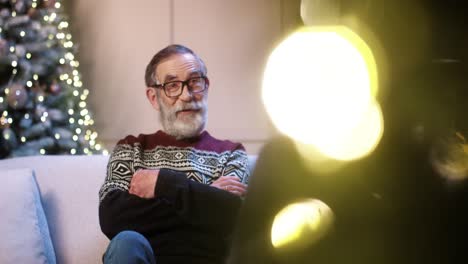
0;0;106;158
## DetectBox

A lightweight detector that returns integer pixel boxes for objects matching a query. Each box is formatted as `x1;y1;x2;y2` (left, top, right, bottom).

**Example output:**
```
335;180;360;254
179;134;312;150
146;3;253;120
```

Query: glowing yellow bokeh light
317;100;383;160
262;26;382;161
271;199;333;250
431;131;468;181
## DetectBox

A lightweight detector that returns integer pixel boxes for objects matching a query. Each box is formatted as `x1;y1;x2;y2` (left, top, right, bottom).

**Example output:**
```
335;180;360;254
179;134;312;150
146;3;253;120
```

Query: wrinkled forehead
155;53;203;83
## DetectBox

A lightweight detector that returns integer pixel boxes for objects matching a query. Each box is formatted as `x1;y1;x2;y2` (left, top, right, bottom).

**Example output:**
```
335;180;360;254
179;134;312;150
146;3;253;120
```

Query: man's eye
189;78;202;86
165;82;180;90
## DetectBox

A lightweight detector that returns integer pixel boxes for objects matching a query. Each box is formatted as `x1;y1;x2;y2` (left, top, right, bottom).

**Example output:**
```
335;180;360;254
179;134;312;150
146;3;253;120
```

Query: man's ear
205;77;210;91
146;87;160;111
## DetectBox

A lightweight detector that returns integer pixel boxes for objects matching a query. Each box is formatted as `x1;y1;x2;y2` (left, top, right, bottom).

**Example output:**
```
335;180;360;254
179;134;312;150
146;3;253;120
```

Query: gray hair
144;44;207;87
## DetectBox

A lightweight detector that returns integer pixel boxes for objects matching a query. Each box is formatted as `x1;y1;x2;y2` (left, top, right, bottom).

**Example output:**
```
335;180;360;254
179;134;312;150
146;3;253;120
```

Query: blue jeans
103;231;156;264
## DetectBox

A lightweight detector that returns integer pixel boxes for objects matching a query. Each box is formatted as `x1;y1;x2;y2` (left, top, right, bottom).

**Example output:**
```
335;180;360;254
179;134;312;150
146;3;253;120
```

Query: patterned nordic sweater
99;130;250;264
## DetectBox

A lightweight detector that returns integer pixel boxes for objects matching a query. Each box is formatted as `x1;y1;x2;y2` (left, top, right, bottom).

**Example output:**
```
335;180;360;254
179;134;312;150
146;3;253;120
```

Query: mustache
174;102;204;112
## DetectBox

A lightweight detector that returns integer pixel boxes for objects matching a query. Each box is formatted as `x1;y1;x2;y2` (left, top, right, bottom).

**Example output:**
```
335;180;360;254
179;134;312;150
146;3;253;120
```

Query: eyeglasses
153;76;208;98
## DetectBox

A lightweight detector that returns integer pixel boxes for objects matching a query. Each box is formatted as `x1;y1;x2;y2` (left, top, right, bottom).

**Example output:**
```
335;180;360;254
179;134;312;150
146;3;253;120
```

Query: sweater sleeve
155;169;243;234
223;146;251;184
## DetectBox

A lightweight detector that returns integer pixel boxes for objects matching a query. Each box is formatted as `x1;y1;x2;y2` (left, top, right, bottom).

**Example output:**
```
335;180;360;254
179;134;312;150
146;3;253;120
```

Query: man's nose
178;83;194;101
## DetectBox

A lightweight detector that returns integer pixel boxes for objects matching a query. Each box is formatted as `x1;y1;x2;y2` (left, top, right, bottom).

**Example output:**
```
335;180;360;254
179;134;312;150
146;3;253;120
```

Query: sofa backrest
0;155;109;264
0;154;257;264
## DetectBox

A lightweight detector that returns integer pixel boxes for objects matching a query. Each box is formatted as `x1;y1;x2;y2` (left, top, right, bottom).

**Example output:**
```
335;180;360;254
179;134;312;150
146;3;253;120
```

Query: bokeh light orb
271;199;333;250
262;26;382;161
431;131;468;182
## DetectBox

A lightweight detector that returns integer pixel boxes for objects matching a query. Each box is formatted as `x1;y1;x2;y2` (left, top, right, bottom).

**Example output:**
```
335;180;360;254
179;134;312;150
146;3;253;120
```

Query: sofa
0;154;257;264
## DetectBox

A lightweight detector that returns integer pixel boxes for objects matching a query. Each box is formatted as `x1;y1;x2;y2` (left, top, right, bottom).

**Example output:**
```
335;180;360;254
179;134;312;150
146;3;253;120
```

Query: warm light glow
65;52;74;60
298;101;383;161
262;26;382;161
50;13;57;21
431;132;468;181
271;199;333;250
58;21;69;29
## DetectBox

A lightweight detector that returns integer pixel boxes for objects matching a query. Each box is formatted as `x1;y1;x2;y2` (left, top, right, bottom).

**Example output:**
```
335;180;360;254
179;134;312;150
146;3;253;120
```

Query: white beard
158;97;207;140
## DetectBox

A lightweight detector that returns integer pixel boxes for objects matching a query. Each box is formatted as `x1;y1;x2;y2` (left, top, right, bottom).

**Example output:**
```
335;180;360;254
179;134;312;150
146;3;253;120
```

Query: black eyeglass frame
151;76;208;98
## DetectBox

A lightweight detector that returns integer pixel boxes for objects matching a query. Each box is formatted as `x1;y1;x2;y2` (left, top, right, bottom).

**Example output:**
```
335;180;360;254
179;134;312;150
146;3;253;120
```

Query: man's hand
129;169;159;199
211;176;247;197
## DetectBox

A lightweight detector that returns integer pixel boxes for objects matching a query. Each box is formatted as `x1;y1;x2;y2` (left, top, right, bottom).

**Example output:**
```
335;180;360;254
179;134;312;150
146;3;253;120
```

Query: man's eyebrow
187;70;203;77
162;71;202;83
163;75;177;82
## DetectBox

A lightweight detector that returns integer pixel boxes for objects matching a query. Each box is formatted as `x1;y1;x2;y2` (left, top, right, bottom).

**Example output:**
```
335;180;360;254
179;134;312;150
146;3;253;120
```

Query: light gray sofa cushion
0;155;110;264
0;168;56;264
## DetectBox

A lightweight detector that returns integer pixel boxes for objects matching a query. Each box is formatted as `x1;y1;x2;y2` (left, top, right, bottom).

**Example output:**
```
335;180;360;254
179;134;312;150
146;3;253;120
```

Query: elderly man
99;44;250;264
